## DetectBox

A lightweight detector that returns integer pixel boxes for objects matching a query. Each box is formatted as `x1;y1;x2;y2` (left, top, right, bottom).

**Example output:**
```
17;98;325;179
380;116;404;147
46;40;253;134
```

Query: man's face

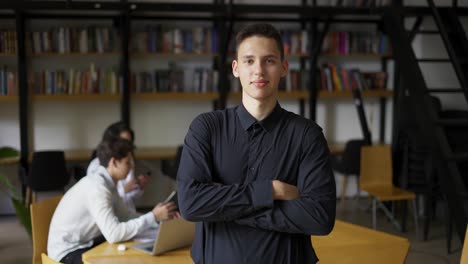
113;153;133;181
232;36;288;102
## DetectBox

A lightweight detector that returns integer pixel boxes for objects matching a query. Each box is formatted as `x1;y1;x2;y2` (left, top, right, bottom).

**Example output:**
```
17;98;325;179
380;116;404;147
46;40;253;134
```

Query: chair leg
446;202;452;254
412;199;420;240
372;198;377;229
340;176;348;210
423;194;431;241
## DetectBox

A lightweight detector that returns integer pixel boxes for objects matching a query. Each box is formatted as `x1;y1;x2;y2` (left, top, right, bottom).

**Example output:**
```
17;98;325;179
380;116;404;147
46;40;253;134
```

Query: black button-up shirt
177;103;336;264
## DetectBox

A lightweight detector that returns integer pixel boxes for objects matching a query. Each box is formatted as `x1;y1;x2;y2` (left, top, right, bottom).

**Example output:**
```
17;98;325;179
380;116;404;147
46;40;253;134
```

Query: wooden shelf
131;52;218;58
0;156;19;165
132;92;218;100
319;90;393;99
0;53;16;57
63;146;178;162
0;95;18;102
33;94;121;102
321;53;392;59
29;52;120;57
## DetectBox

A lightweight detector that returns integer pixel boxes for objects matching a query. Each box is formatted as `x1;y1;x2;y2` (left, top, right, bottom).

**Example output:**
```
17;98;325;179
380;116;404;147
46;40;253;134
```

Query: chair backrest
340;139;368;175
41;253;62;264
360;145;393;190
29;151;69;191
30;195;63;264
461;225;468;264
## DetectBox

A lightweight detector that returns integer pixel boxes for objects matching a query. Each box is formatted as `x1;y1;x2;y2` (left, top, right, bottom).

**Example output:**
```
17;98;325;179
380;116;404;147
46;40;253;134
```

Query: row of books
322;31;391;55
30;66;122;95
0;66;17;95
133;26;218;54
0;30;17;54
131;69;219;93
320;63;387;91
281;30;309;55
29;26;118;54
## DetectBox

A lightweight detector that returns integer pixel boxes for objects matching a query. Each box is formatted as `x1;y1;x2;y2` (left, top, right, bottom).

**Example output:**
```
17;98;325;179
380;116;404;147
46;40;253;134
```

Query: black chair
400;130;438;241
331;139;368;208
26;151;69;205
161;146;183;180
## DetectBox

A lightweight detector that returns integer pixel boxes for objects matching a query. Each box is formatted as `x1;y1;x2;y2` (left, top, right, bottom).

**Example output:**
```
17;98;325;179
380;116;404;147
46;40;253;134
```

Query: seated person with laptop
47;139;178;264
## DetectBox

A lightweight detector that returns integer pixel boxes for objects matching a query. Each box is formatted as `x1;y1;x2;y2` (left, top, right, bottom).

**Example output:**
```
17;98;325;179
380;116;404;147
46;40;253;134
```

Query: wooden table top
83;220;409;264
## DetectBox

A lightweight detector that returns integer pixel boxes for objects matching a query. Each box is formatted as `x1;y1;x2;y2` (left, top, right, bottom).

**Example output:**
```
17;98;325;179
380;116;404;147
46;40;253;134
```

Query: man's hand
137;174;150;189
123;177;139;193
272;180;299;200
152;202;179;222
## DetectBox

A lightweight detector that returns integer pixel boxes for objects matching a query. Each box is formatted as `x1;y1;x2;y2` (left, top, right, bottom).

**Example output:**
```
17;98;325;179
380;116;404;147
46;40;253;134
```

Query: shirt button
250;167;255;171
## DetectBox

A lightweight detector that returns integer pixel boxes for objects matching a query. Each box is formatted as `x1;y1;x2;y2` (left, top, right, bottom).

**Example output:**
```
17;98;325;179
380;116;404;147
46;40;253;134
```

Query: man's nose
254;61;264;75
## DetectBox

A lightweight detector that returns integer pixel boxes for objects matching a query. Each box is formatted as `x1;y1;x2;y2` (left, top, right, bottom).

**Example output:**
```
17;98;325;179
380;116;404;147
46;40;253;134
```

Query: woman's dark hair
102;121;135;143
97;138;134;168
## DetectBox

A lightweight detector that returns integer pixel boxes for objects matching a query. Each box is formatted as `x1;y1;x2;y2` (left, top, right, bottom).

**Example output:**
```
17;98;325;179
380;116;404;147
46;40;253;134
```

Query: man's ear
232;60;239;78
281;60;289;78
109;157;117;168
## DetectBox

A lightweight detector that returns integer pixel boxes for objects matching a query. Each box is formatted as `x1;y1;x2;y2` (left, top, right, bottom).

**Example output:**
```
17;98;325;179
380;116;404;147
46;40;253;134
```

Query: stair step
436;118;468;127
428;88;464;93
446;152;468;162
417;58;450;62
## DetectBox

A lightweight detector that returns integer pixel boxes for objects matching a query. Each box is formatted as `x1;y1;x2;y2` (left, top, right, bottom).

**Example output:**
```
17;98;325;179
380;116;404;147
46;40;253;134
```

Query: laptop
132;217;195;255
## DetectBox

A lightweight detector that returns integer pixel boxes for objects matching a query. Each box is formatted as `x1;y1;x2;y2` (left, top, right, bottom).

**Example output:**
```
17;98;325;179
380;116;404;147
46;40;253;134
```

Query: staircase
382;2;468;247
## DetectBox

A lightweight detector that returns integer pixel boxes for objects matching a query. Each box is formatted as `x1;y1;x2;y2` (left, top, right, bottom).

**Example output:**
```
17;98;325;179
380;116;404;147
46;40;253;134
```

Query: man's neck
242;94;277;121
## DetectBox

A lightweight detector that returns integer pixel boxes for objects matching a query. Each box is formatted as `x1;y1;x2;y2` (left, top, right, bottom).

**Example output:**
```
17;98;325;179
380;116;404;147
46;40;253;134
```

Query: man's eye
266;59;275;64
244;59;253;64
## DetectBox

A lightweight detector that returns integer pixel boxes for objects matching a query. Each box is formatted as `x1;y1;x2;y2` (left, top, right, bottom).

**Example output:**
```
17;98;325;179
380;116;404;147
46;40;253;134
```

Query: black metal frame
5;1;468;204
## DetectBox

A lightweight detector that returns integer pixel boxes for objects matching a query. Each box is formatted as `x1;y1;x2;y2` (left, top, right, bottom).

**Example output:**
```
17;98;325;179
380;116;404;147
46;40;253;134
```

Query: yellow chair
41;253;62;264
360;145;419;237
461;225;468;264
30;195;63;264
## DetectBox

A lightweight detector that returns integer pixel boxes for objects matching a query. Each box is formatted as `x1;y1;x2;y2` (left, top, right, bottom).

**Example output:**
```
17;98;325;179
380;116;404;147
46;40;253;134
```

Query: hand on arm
152;202;179;222
234;130;336;236
272;180;299;200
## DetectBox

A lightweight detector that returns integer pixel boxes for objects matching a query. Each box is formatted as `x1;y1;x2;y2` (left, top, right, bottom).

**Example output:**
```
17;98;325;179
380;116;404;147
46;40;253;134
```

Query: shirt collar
236;102;283;132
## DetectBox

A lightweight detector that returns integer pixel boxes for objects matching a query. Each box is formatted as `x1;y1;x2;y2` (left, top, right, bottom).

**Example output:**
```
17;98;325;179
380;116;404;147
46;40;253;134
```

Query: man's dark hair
102;121;135;143
97;139;134;168
235;23;284;60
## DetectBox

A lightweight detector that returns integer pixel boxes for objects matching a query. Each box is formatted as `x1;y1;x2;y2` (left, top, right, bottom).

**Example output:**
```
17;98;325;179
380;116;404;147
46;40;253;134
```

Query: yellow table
82;220;409;264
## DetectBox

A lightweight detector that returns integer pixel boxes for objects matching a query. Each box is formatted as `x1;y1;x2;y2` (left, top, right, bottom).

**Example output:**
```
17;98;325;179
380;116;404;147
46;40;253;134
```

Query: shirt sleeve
86;181;155;244
177;114;274;222
233;128;336;236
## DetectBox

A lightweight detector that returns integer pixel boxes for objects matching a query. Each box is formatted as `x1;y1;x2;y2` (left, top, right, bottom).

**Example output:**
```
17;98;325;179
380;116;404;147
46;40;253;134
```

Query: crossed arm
177;117;336;236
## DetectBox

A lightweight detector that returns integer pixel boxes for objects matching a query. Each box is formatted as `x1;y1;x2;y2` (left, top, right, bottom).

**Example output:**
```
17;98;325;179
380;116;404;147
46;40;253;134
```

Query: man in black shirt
177;23;336;264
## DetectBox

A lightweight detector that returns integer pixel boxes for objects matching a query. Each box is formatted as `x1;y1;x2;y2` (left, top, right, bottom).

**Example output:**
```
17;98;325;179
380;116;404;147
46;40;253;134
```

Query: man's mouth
251;80;269;87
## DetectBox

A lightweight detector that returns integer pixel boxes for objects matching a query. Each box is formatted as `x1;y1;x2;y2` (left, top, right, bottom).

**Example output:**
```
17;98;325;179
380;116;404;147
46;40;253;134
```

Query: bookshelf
0;1;408;176
32;94;121;102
